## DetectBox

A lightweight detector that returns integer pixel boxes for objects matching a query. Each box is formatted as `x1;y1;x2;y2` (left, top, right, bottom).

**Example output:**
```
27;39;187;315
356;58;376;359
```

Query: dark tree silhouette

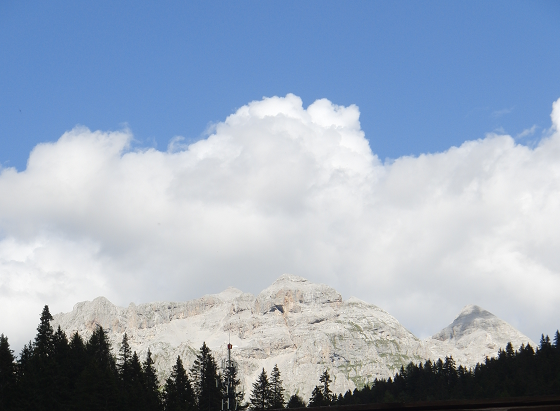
309;369;332;407
250;368;271;410
74;325;120;411
144;349;163;410
307;386;324;408
0;334;16;409
34;305;54;358
269;364;285;409
191;342;222;411
16;305;59;410
118;333;133;378
286;394;306;408
164;356;194;411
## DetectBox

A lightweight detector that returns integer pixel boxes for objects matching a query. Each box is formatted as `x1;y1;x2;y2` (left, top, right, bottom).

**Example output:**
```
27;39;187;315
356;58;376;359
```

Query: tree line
331;334;560;405
0;305;236;411
0;305;317;411
234;334;560;408
237;336;560;408
1;305;560;410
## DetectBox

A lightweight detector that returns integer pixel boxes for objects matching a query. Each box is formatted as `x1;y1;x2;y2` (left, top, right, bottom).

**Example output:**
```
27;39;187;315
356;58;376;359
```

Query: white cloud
1;94;560;351
516;124;538;139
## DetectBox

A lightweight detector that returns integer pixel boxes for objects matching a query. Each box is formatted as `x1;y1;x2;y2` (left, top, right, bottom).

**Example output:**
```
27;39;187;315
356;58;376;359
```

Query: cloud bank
2;94;560;350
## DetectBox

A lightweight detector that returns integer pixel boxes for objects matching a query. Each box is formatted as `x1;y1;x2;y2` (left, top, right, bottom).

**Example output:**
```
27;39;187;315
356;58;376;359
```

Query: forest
1;305;559;410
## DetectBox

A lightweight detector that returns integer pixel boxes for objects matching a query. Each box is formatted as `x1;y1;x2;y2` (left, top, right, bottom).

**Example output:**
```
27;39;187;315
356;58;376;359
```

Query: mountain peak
426;304;534;367
213;287;245;301
255;274;342;314
432;305;501;341
51;282;534;400
455;304;496;323
273;273;308;284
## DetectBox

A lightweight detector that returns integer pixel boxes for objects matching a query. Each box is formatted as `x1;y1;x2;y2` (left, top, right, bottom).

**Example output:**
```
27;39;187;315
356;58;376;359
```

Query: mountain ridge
52;275;534;401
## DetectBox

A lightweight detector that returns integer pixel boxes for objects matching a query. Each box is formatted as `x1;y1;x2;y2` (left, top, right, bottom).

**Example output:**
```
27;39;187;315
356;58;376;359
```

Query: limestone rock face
52;276;533;402
424;304;535;367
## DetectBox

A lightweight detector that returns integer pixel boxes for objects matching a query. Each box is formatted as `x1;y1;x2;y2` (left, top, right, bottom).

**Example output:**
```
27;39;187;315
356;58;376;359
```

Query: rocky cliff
52;275;533;401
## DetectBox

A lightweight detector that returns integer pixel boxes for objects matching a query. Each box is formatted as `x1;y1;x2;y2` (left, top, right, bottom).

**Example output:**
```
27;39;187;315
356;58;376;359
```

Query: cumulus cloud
1;93;560;351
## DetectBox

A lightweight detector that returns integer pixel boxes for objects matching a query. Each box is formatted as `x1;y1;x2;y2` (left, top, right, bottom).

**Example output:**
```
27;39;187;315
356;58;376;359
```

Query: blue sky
2;1;560;349
2;1;559;170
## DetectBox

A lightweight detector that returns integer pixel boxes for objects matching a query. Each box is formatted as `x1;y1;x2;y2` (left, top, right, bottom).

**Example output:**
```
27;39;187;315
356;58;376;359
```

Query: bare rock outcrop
52;276;533;401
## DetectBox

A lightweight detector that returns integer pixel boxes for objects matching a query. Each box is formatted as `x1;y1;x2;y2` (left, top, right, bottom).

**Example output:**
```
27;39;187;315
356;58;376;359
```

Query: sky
1;1;560;352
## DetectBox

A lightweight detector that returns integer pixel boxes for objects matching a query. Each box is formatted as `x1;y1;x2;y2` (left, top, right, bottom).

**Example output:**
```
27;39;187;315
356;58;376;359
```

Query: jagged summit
273;273;308;284
456;304;496;322
212;287;246;301
259;274;338;297
72;295;114;311
425;304;534;367
433;305;498;341
51;276;533;400
459;304;493;317
255;274;342;314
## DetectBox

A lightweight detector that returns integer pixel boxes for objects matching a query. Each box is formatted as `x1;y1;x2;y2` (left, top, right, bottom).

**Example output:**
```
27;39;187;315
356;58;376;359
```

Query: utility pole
222;341;237;410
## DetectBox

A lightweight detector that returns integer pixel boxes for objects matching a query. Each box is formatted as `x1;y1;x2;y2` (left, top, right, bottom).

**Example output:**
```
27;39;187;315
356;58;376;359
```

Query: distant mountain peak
272;273;309;284
213;287;245;301
256;275;342;314
432;305;497;342
457;304;495;320
426;304;534;367
433;305;505;342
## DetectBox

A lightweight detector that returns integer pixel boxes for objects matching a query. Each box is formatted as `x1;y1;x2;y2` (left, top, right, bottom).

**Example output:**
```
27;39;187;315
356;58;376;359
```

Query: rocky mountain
424;304;534;367
51;274;533;401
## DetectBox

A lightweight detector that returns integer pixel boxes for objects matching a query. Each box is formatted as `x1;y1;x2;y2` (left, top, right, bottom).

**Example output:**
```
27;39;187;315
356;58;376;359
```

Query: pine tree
269;364;285;409
34;305;54;357
249;368;271;410
19;305;60;411
191;342;222;411
123;351;147;411
53;326;69;358
307;386;324;408
15;342;34;410
16;341;33;378
118;333;133;379
319;369;333;404
68;332;86;385
118;332;137;410
539;334;552;350
286;394;305;408
75;325;120;411
505;342;515;357
164;356;194;411
116;332;147;411
52;326;71;410
0;334;16;410
443;356;457;386
87;325;116;370
337;393;344;404
68;331;86;371
309;369;332;407
144;349;162;410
